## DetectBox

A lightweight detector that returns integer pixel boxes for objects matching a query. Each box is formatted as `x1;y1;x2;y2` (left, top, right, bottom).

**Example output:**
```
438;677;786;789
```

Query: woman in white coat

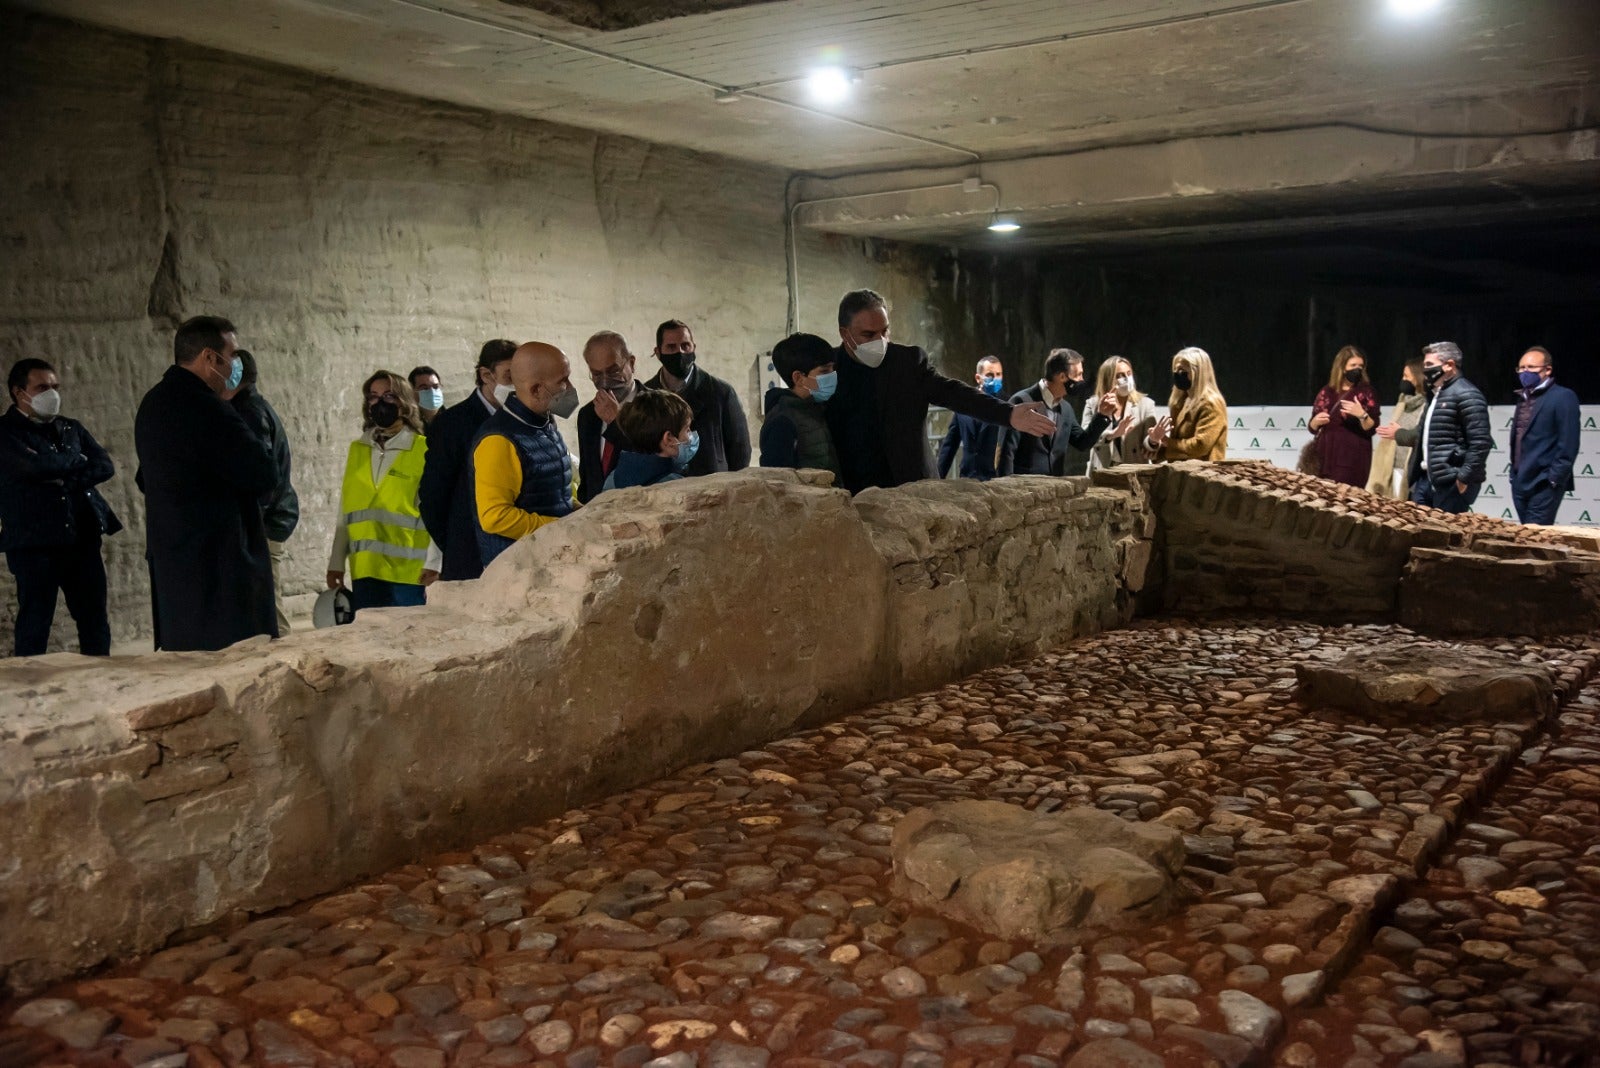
1081;355;1159;471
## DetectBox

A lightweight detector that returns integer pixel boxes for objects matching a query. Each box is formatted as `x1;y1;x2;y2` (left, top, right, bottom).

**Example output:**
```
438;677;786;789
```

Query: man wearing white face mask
826;289;1057;494
1;358;121;656
471;341;579;568
419;339;516;581
135;315;279;651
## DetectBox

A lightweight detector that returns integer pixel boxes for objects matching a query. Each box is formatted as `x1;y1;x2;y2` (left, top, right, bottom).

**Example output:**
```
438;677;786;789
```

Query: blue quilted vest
471;395;575;565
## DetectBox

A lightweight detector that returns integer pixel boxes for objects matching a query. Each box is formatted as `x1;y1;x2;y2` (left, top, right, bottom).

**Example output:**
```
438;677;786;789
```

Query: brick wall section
1158;460;1600;634
1156;462;1416;619
0;11;950;650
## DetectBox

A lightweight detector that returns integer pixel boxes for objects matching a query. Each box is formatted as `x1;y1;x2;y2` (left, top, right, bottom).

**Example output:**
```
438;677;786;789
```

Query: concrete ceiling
15;0;1600;247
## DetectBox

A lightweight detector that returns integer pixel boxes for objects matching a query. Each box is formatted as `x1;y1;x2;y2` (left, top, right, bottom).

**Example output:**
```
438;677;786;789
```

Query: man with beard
643;319;750;477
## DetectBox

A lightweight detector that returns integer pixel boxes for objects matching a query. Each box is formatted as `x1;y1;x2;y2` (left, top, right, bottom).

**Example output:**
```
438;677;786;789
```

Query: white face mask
492;382;515;407
852;337;888;368
1115;375;1133;397
28;388;62;420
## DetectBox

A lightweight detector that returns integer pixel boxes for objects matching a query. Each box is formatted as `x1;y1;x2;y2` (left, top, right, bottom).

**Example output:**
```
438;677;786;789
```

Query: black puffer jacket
0;406;122;551
231;386;299;543
1404;374;1495;489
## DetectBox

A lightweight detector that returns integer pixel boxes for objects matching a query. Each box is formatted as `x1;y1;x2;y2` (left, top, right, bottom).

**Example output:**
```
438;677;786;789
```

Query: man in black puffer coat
1386;341;1494;515
0;358;121;655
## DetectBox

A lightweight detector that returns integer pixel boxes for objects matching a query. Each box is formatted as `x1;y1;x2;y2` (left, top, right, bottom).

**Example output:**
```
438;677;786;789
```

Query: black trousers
5;539;111;657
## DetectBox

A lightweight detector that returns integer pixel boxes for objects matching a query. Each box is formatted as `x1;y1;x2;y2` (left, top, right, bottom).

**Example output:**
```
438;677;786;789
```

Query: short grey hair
584;330;631;357
975;355;1001;373
1423;341;1463;366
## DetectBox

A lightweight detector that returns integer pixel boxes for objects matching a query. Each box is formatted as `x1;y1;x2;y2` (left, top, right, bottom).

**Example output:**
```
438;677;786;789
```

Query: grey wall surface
0;11;959;650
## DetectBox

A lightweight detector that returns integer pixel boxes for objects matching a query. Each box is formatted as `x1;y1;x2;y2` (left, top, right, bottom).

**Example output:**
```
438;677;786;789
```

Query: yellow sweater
472;434;566;540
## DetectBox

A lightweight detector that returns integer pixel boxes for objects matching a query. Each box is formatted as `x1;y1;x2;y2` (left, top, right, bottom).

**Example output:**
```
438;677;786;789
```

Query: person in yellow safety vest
327;370;442;615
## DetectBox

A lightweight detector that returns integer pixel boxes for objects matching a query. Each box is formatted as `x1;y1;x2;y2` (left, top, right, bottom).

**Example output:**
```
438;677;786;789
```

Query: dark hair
837;289;886;330
1404;356;1425;379
408;365;439;386
1525;345;1554;369
235;349;259;389
8;358;54;399
476;339;517;370
1043;348;1082;381
655;319;692;349
772;333;835;389
617;389;692;453
174;315;236;366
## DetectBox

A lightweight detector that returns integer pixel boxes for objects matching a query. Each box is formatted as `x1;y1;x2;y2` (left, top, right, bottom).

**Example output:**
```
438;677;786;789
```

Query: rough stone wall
1156;460;1600;629
0;471;1154;995
0;10;953;650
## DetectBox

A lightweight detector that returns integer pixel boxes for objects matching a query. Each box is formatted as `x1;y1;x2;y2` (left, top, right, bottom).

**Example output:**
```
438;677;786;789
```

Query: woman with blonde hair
1147;346;1227;461
1082;355;1158;470
1308;345;1381;487
328;369;441;614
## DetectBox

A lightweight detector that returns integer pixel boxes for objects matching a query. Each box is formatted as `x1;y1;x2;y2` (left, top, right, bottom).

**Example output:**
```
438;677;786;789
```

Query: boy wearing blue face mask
602;390;697;493
937;356;1007;481
759;333;843;481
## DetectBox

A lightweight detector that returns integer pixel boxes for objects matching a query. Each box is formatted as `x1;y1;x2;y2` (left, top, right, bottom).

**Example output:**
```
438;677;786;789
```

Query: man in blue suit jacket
937;356;1006;480
1510;345;1580;526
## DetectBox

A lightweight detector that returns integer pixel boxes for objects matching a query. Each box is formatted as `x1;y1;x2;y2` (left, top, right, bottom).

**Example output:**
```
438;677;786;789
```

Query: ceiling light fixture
806;65;859;106
1386;0;1445;18
987;215;1021;234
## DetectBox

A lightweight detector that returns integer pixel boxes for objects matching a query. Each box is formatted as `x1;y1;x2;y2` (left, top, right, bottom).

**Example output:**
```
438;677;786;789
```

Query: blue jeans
350;577;427;616
1411;477;1479;515
1513;482;1562;526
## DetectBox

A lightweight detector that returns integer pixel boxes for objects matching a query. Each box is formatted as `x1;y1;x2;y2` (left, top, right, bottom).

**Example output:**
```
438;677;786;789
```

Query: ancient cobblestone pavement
3;621;1597;1068
1294;683;1600;1068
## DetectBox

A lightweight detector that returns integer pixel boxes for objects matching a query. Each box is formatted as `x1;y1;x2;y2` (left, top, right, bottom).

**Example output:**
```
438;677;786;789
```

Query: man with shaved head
471;342;579;567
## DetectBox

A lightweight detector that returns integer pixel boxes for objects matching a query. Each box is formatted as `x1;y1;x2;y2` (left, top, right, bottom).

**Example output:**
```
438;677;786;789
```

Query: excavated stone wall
0;471;1155;995
0;10;955;650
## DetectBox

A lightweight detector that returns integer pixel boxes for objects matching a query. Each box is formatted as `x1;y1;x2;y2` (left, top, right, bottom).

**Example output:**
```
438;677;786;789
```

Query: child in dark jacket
759;333;842;481
602;389;697;493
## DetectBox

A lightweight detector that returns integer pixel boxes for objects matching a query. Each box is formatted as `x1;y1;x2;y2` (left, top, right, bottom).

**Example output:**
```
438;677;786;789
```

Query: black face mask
1173;371;1192;391
1343;368;1363;385
369;400;400;429
660;352;695;380
1064;379;1090;400
1398;380;1417;397
1422;364;1444;385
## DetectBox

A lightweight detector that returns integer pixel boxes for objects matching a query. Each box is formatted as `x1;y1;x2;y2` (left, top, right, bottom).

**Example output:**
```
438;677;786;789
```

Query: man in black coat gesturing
0;358;122;656
418;339;516;581
826;289;1057;494
135;316;279;651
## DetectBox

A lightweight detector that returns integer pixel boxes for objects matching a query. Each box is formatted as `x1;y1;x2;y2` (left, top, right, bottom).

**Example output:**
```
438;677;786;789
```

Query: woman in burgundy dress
1309;345;1381;487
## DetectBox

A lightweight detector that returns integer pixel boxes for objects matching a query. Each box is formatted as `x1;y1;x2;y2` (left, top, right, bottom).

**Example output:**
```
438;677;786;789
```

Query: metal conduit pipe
784;181;1001;335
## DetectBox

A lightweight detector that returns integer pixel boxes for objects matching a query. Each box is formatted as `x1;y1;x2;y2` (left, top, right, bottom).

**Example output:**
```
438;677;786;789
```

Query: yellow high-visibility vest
339;436;430;584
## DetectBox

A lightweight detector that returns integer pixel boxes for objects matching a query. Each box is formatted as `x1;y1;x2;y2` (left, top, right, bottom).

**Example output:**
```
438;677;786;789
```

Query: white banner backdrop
1226;405;1600;527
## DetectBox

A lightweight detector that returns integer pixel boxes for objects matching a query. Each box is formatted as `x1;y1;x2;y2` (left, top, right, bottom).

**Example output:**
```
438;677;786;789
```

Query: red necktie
602;439;617;475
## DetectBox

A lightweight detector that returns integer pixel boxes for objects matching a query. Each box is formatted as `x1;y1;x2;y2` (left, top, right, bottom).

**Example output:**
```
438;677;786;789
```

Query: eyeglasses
367;391;398;404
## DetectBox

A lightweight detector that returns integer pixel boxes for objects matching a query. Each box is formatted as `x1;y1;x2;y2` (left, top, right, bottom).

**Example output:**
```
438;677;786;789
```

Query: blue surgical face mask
224;355;243;392
809;370;838;403
673;430;700;469
1517;370;1543;391
418;387;444;410
982;377;1005;396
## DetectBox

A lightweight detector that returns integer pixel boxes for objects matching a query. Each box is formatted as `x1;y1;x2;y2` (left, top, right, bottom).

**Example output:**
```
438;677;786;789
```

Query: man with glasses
576;330;641;504
134;315;279;651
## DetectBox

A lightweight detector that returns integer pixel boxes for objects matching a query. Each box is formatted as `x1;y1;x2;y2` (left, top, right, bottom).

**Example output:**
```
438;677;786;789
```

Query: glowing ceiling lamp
987;215;1022;234
806;65;859;105
1387;0;1445;17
